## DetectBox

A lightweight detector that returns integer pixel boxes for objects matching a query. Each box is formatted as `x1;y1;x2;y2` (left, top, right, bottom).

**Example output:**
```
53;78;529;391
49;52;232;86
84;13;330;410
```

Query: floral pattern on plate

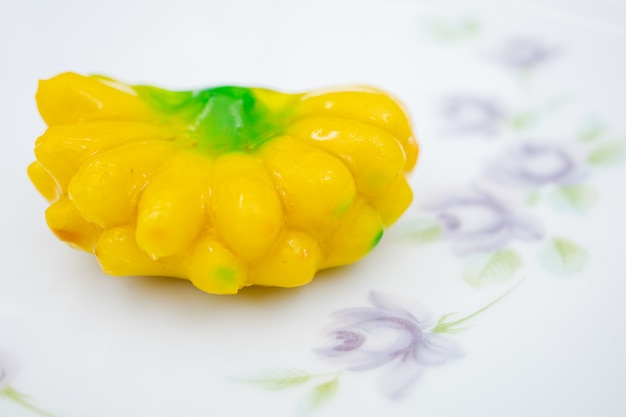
237;288;516;412
3;3;626;417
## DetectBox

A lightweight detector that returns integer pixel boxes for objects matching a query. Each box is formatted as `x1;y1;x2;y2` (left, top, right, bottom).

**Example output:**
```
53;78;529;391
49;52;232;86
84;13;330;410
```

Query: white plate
2;1;626;416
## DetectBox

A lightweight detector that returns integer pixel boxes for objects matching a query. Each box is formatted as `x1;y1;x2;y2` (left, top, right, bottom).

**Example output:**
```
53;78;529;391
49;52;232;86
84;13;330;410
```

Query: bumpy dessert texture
28;73;419;294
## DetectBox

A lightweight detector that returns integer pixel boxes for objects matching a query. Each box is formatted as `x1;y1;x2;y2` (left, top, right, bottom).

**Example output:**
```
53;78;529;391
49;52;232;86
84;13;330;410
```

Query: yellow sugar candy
29;73;419;294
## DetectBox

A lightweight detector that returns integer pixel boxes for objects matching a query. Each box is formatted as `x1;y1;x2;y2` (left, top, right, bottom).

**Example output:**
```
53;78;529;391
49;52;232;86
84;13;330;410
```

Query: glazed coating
29;73;418;294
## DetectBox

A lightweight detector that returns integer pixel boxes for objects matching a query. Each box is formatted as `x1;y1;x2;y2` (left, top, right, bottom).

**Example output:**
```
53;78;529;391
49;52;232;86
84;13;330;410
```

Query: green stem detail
0;385;59;417
135;85;286;154
431;279;524;334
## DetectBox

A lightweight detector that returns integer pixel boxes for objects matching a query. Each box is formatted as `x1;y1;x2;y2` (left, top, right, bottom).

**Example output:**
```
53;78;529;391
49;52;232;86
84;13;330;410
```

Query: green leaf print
537;237;587;277
578;120;606;143
403;219;442;244
463;250;523;288
299;377;340;414
587;140;626;166
423;18;480;42
549;185;598;213
234;369;312;390
0;385;59;417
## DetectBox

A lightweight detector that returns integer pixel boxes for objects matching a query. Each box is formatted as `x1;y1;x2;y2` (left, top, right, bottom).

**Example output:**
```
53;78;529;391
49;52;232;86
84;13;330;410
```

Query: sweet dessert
29;73;418;294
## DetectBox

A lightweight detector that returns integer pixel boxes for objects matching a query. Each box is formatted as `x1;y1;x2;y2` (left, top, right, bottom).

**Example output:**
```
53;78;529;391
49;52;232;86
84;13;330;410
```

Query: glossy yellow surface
29;73;419;294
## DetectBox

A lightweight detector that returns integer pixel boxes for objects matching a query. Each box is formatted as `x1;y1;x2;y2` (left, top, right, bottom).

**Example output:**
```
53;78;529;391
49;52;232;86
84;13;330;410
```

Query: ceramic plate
2;1;626;416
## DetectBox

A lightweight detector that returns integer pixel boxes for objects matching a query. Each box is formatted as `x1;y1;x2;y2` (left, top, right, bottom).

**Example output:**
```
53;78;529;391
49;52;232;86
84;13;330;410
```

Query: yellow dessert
29;73;418;294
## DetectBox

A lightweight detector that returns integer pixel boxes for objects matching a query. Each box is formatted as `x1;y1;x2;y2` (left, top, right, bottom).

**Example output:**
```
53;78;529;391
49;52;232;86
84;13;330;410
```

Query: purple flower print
427;188;544;256
316;292;462;400
0;367;8;390
485;142;587;189
492;38;558;72
441;95;507;137
0;353;14;390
